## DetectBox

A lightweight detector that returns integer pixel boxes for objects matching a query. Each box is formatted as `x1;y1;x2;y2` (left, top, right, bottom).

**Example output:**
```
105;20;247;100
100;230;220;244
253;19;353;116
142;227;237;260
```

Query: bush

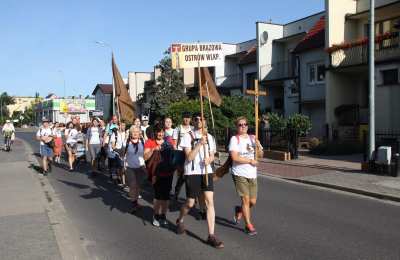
310;141;363;155
266;112;286;134
309;137;321;149
287;114;312;136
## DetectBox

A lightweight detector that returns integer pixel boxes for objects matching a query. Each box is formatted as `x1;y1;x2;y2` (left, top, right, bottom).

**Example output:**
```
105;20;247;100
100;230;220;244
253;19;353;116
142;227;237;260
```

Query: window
246;72;257;90
382;69;399;85
308;63;325;84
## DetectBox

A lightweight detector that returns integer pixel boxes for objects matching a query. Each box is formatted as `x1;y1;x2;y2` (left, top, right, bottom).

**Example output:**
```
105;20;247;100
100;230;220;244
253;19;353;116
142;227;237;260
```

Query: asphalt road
16;130;400;260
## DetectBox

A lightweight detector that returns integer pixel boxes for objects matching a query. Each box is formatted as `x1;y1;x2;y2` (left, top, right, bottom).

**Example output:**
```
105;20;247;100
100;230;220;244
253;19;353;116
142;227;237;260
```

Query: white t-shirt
172;125;194;151
111;131;126;150
66;129;78;144
36;127;53;146
180;130;216;175
141;125;149;140
125;141;145;168
2;123;15;133
229;135;257;179
53;128;62;138
88;127;101;145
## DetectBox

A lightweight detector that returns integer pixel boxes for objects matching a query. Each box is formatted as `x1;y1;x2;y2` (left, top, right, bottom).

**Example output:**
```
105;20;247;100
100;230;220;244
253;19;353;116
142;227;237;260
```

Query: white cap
5;120;10;123
141;115;149;121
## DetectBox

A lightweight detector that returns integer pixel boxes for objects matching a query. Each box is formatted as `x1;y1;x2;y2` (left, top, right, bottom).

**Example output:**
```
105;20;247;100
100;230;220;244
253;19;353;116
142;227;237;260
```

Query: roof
293;16;325;53
92;84;113;95
225;46;257;65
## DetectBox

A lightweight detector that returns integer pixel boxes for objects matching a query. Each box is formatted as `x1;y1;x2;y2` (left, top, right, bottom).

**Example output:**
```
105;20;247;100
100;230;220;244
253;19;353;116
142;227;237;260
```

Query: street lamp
95;40;115;115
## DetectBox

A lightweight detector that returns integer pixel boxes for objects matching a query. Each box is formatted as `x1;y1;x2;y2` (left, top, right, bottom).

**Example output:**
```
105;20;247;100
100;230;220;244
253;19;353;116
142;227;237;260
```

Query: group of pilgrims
35;111;263;249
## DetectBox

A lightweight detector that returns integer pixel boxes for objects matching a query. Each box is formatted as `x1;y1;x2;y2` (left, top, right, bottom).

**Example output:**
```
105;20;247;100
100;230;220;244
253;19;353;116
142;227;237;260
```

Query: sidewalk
0;142;62;259
0;139;88;260
218;152;400;202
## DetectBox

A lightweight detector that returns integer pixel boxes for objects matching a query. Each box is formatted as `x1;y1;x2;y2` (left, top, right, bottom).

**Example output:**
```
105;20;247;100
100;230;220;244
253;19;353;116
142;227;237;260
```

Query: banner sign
171;42;224;69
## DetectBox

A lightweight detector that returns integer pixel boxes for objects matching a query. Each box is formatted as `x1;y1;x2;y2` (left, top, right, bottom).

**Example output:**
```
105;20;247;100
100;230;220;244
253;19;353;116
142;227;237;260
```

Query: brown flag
200;67;222;107
112;54;135;123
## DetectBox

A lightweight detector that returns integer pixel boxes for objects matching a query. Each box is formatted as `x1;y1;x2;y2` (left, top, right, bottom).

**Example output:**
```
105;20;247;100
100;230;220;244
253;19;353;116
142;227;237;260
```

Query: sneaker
206;235;224;249
233;206;242;225
159;214;168;227
69;168;74;173
43;171;48;176
245;224;257;236
152;215;160;227
176;219;185;234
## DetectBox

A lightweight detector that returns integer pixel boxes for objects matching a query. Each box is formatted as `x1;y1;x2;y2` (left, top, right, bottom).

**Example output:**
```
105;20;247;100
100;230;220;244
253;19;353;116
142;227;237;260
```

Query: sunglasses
194;117;202;121
237;123;248;127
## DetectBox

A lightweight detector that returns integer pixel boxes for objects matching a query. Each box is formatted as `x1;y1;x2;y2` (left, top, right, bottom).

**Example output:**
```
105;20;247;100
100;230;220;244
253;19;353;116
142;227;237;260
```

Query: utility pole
369;0;375;160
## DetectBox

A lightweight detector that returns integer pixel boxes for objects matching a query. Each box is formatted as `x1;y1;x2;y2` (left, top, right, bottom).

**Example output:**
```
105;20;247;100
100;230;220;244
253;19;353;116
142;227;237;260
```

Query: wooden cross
245;79;267;160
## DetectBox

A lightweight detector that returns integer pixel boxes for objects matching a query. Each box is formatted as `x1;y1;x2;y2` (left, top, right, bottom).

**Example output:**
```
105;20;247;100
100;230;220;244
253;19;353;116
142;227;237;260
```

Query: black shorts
185;174;214;199
153;175;173;200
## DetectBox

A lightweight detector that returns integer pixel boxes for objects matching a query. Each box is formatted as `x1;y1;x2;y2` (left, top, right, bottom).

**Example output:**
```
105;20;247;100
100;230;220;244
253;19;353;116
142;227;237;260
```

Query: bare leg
178;198;195;222
204;191;216;235
241;196;252;226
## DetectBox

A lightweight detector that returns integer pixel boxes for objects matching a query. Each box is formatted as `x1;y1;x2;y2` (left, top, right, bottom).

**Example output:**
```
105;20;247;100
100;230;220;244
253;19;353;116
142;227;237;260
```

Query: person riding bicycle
2;120;15;150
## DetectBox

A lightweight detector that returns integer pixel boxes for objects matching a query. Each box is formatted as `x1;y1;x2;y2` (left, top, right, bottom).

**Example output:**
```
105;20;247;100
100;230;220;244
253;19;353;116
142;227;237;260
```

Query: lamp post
95;41;115;116
368;0;375;160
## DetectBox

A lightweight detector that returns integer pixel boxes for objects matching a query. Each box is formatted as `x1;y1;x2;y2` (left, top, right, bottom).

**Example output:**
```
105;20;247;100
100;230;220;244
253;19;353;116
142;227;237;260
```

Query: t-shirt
2;124;15;134
141;125;149;140
111;131;126;150
87;127;101;145
66;129;78;144
125;140;145;168
229;135;257;179
180;130;216;175
53;128;62;138
164;128;174;138
172;125;194;151
36;127;53;146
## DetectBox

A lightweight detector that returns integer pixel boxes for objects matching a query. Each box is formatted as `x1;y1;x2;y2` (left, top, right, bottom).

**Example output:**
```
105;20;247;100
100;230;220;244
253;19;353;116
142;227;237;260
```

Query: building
128;71;152;113
325;0;400;140
34;98;95;125
92;84;113;121
6;96;37;116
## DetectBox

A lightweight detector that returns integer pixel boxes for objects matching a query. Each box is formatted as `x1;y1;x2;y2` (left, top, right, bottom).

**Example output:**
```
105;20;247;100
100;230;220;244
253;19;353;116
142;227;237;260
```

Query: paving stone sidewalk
218;152;400;202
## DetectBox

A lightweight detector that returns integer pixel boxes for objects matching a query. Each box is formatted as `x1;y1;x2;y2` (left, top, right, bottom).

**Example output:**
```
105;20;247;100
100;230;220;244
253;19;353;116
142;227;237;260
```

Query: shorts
232;175;258;199
40;145;53;157
108;157;123;169
126;167;147;188
185;174;214;199
153;175;173;200
89;144;101;160
66;143;77;153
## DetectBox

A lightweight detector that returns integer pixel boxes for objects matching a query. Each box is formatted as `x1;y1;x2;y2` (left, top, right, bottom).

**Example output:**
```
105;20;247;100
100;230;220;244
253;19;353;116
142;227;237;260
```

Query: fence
213;127;299;159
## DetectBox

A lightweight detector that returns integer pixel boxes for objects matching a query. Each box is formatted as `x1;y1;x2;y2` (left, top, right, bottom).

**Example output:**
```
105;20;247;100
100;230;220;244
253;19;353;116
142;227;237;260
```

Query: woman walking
52;122;64;164
65;122;78;172
86;118;102;175
124;126;146;213
144;125;175;227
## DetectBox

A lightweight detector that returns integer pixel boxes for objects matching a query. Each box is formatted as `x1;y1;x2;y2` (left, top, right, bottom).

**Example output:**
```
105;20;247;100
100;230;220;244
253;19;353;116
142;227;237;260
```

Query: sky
0;0;324;97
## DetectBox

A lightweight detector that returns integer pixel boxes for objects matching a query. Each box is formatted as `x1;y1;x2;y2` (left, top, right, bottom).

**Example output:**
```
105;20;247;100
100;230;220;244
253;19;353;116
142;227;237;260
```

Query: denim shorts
40;145;53;157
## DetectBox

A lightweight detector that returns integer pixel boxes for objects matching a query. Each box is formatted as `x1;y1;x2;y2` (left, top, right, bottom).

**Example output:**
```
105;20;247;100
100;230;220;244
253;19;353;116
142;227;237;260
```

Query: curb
258;171;400;203
20;137;90;260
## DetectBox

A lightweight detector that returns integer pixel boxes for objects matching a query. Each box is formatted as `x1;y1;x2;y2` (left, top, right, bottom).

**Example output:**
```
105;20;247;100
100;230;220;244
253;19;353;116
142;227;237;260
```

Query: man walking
176;113;224;249
36;117;54;176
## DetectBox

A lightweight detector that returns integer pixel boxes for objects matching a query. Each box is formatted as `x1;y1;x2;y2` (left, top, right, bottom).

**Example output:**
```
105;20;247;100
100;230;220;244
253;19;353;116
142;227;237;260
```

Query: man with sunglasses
175;113;224;249
229;116;263;236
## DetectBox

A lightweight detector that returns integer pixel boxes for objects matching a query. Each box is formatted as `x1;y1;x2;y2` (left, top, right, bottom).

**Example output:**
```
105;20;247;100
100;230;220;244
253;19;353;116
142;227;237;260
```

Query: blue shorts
40;145;53;157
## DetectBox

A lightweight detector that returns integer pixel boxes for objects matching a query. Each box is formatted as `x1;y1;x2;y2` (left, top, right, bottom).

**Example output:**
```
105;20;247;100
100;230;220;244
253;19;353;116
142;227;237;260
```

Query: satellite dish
260;31;269;45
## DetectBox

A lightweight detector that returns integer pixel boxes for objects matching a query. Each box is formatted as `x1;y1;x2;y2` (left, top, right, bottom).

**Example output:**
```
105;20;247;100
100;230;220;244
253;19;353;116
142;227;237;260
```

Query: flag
200;67;222;107
112;54;135;123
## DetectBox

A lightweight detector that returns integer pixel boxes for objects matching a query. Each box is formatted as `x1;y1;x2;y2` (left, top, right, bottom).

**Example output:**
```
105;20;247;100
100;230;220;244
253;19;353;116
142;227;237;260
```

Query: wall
242;63;258;92
326;0;358;46
299;49;327;101
128;72;151;102
284;12;325;37
303;104;326;137
357;0;399;12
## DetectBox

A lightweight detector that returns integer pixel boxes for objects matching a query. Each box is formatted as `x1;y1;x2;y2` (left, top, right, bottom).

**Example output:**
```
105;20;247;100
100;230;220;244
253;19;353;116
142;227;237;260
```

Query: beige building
7;96;37;116
325;0;400;140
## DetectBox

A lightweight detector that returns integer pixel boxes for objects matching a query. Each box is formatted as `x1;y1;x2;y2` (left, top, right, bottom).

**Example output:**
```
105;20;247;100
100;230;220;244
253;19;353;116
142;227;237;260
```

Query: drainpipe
296;55;302;114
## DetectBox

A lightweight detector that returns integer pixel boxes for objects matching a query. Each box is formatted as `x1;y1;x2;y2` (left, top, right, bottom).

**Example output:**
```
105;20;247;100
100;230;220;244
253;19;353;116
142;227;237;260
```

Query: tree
150;50;186;119
0;92;15;123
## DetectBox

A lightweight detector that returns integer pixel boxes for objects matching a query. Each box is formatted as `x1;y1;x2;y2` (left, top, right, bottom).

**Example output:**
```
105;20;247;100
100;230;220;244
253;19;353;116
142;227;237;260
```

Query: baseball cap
5;120;10;123
182;111;191;118
141;115;149;121
42;117;49;122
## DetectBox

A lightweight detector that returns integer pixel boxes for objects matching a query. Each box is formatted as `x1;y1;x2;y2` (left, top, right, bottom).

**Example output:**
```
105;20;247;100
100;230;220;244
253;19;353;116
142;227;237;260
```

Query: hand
249;159;258;166
199;135;208;145
204;157;212;166
152;176;157;185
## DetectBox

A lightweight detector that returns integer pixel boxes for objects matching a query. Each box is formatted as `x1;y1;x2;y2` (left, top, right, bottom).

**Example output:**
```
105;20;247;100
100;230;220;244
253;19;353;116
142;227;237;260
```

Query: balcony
215;73;243;88
329;32;400;68
260;60;296;82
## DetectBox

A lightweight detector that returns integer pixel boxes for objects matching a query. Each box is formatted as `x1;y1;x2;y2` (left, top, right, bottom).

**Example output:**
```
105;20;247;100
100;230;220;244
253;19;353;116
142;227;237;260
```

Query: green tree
287;114;312;136
0;92;15;123
150;50;186;118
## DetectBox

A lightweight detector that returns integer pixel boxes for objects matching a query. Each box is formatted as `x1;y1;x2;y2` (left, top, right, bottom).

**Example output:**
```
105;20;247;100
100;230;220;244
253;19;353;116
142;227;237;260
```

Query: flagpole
197;51;209;186
205;81;219;164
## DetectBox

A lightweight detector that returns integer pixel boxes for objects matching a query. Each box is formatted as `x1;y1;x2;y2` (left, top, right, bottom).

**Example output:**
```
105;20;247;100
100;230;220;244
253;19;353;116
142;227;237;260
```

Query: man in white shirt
140;115;150;140
172;111;193;199
175;113;224;249
2;120;15;150
36;117;53;175
229;116;263;236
